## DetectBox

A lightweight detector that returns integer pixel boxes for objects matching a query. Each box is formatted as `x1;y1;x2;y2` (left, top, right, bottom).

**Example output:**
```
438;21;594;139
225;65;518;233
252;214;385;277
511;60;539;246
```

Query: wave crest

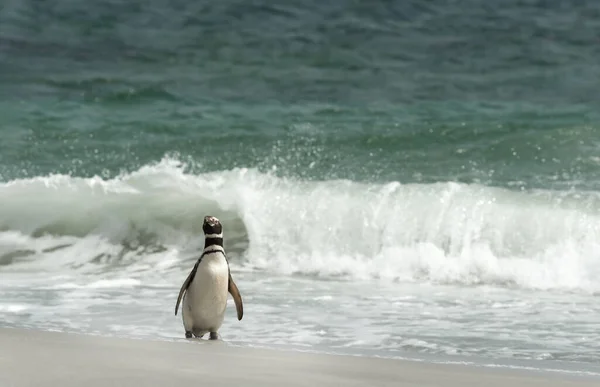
1;157;599;292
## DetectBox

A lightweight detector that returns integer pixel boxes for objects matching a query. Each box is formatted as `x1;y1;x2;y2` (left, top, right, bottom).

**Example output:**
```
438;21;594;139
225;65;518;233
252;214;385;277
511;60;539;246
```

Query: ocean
1;0;600;377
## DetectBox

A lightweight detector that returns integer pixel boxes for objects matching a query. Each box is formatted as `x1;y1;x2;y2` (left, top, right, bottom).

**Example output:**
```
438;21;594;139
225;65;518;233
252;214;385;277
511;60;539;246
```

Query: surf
0;156;599;293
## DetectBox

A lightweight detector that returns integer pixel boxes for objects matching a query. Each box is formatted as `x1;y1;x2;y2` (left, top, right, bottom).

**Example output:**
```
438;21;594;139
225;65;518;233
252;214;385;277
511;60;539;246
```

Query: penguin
174;215;243;340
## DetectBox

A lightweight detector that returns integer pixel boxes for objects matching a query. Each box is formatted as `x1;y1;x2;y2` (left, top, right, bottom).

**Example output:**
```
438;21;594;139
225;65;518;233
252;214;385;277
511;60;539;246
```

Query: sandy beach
0;327;597;387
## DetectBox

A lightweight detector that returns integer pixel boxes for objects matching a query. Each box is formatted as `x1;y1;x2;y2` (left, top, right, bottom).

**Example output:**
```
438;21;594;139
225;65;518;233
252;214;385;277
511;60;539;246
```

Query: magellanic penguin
174;215;243;340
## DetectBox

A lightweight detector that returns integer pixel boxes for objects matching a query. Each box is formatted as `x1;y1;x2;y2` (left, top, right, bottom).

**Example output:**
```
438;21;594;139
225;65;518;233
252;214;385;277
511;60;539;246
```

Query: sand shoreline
0;327;598;387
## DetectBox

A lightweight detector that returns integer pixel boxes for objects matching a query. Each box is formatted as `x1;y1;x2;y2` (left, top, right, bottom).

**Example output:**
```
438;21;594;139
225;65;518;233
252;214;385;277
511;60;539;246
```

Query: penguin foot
185;331;193;339
209;332;219;340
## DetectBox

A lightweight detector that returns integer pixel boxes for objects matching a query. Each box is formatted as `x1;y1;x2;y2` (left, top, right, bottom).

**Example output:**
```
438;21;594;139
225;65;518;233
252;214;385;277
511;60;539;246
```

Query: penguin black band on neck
193;246;225;268
199;245;225;259
204;237;223;248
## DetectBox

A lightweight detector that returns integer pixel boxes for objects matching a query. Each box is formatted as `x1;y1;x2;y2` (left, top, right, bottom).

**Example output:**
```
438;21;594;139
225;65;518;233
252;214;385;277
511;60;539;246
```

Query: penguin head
202;215;223;236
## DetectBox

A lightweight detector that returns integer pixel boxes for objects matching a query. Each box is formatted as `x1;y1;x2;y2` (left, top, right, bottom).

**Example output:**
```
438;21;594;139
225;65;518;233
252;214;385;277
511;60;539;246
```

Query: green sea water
1;0;600;190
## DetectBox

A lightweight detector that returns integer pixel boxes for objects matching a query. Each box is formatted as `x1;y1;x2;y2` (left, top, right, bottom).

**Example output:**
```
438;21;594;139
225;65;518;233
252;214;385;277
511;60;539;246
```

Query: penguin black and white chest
174;215;243;340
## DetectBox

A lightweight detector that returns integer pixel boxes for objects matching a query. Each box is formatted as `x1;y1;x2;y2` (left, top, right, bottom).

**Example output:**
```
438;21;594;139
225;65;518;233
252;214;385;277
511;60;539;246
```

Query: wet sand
0;327;597;387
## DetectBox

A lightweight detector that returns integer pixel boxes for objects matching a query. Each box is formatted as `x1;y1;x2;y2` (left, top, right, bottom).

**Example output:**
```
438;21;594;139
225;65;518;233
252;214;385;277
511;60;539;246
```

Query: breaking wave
1;157;599;292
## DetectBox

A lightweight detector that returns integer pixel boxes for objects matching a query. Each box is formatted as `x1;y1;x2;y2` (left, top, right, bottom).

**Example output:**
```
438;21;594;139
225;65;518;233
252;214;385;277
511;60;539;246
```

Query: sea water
1;0;600;378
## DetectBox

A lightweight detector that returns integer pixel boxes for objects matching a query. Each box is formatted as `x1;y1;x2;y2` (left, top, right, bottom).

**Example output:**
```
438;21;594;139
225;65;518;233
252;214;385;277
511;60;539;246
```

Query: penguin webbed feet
184;331;219;340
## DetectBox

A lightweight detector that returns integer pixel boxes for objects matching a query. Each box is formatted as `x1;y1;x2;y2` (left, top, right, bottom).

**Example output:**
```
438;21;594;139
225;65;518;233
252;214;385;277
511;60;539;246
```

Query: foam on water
1;156;600;293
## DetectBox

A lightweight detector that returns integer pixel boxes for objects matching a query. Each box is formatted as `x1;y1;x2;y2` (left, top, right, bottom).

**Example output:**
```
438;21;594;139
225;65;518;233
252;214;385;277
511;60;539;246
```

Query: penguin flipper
175;261;200;316
228;270;243;321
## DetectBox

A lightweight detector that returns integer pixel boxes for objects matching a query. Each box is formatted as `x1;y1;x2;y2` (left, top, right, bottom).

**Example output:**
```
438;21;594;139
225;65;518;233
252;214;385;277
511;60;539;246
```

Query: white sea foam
0;156;599;292
0;304;29;313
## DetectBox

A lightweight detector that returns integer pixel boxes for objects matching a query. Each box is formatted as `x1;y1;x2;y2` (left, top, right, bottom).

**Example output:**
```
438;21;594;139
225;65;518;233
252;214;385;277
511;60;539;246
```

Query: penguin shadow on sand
174;215;244;342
